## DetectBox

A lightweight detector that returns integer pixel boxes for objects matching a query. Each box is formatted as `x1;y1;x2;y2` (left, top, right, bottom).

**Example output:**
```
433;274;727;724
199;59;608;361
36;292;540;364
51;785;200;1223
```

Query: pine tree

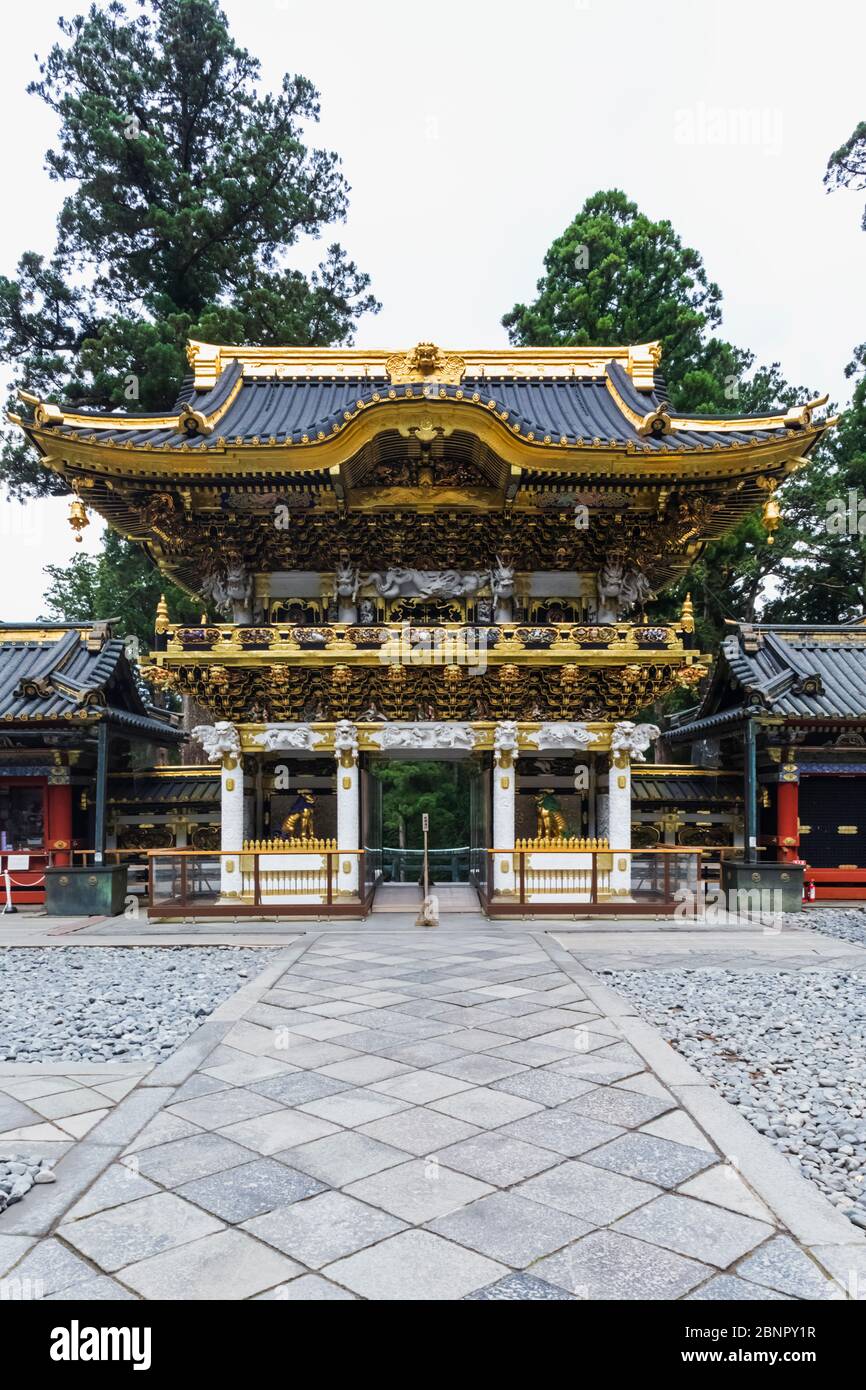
0;1;380;639
503;189;825;639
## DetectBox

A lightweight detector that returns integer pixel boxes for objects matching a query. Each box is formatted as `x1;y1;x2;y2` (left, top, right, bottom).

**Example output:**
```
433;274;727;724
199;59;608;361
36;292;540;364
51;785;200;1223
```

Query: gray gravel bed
0;946;275;1063
600;965;866;1229
794;906;866;949
0;1155;55;1213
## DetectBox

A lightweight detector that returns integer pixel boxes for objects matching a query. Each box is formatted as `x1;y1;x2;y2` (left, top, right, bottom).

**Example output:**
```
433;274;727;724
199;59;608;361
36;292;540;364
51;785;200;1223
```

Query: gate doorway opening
371;760;475;885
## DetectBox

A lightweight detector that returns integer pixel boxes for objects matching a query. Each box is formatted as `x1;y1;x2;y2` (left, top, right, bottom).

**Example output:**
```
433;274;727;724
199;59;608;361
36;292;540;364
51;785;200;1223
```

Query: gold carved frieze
165;658;688;727
141;504;727;595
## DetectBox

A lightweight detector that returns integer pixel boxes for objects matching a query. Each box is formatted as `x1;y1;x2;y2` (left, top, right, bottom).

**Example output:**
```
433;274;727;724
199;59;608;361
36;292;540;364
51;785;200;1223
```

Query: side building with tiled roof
0;621;183;905
666;622;866;900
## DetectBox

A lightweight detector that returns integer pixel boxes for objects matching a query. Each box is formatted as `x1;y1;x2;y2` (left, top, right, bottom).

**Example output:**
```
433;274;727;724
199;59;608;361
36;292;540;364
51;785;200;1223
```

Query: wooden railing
476;846;706;916
147;848;376;918
144;844;756;920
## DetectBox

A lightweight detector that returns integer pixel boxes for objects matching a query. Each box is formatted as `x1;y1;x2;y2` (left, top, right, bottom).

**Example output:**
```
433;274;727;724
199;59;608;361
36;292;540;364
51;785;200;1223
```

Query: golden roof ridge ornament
386;342;465;386
637;404;674;438
783;394;829;429
183;337;663;388
178;402;213;437
17;389;64;427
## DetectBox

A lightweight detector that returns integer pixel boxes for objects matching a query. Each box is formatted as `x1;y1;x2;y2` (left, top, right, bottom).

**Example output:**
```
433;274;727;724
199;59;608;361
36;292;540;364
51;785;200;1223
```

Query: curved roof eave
10;336;834;467
14;391;828;483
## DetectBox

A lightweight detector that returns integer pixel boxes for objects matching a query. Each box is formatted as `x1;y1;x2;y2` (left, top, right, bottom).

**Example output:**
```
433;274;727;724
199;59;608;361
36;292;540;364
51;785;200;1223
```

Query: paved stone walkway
554;929;866;972
0;1064;150;1155
2;930;864;1300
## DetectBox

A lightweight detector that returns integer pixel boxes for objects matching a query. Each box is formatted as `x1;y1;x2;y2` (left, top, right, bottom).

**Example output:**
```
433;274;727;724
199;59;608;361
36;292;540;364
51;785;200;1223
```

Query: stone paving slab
612;1192;773;1267
119;1227;300;1300
324;1228;506;1300
2;928;864;1301
0;1064;152;1150
533;1228;713;1300
468;1271;576;1300
429;1191;592;1267
242;1190;405;1268
553;928;866;972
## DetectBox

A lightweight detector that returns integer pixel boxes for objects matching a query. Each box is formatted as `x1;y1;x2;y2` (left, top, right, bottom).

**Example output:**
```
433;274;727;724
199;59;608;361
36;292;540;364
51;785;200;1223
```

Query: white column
492;721;517;894
608;749;632;896
607;721;660;897
334;720;360;894
193;723;244;898
220;747;245;897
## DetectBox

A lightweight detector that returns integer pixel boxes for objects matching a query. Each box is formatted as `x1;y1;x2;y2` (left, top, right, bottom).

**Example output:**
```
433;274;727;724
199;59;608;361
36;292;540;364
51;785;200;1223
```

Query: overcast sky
1;0;865;618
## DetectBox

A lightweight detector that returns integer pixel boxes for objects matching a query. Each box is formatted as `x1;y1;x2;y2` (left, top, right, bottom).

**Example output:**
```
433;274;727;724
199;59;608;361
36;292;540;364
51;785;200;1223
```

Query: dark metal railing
381;846;471;884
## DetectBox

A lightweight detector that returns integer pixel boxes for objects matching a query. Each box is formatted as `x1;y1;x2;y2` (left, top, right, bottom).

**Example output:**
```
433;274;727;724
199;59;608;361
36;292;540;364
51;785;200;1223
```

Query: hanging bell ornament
68;494;90;543
762;494;781;545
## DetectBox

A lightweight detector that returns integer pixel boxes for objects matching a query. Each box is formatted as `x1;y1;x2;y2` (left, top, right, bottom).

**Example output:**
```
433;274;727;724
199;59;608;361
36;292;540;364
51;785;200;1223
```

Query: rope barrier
2;868;46;913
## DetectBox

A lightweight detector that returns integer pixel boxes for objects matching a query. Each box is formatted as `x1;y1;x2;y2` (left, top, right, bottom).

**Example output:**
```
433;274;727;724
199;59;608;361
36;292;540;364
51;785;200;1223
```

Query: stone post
492;721;518;894
334;720;360;895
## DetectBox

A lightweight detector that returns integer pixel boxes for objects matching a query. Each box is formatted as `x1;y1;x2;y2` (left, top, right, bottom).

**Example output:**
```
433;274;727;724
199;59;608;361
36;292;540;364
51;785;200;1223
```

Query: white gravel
0;1155;55;1213
600;964;866;1230
0;946;274;1064
796;906;866;949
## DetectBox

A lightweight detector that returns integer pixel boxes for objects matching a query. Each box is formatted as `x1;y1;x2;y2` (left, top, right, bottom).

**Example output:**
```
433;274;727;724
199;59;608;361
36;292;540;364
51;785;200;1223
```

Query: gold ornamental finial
18;389;64;427
155;593;170;635
386;342;465;386
680;592;695;633
783;393;829;429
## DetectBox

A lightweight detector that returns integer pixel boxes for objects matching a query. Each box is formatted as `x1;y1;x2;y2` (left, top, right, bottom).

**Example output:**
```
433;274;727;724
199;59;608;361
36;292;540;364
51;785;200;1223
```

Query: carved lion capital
193;721;241;766
610;720;660;763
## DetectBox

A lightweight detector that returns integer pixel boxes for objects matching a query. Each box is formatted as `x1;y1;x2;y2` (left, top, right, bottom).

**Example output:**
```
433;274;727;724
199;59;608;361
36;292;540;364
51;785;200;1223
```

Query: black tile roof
669;623;866;733
38;361;801;454
631;771;742;804
108;772;219;806
0;624;182;739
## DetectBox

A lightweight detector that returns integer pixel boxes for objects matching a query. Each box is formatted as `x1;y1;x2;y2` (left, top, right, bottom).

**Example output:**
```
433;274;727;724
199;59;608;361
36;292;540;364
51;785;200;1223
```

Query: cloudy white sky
1;0;864;617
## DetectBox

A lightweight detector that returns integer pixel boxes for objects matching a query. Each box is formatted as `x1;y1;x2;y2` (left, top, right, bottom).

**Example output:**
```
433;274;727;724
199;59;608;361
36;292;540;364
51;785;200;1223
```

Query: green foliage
503;189;724;393
41;531;199;646
748;122;866;625
32;0;348;315
502;188;842;643
825;119;866;230
373;762;471;850
1;0;379;500
762;352;866;624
